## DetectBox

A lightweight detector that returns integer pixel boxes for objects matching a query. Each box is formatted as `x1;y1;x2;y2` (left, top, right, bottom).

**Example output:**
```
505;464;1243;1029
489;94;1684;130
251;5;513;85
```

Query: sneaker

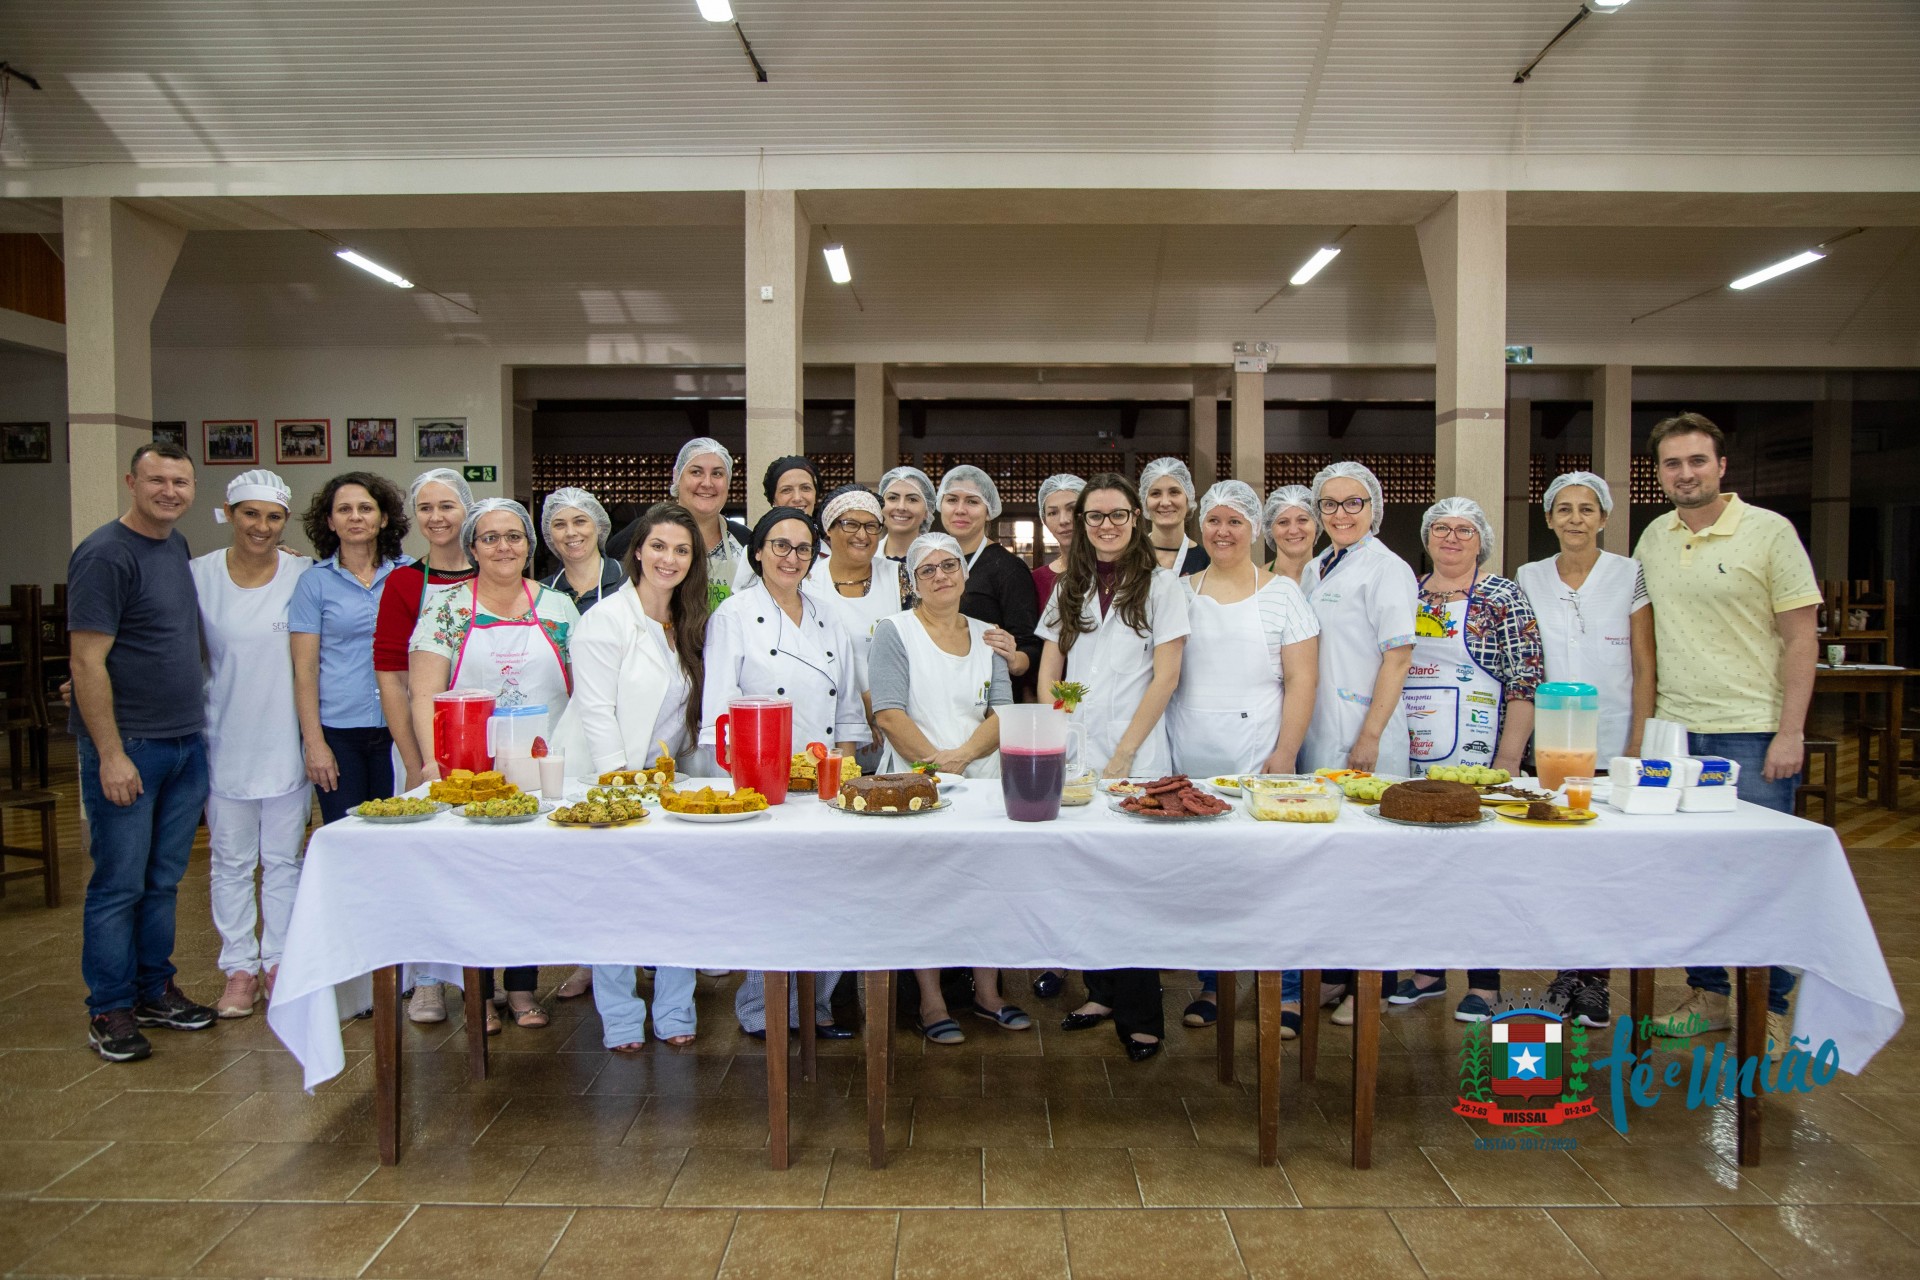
408;982;447;1024
1569;981;1612;1029
134;981;217;1031
1766;1009;1793;1062
1388;976;1447;1006
88;1009;152;1062
1544;970;1584;1011
1454;993;1498;1023
215;970;259;1019
1649;988;1730;1038
699;969;732;978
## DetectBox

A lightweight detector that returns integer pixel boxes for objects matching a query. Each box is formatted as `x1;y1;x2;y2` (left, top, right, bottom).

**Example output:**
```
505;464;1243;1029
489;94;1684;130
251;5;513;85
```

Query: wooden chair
0;784;61;908
1856;722;1920;799
1;587;44;790
1795;736;1839;827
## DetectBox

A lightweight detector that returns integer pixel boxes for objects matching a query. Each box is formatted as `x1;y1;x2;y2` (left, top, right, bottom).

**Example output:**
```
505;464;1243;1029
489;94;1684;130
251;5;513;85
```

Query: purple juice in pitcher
1001;746;1066;822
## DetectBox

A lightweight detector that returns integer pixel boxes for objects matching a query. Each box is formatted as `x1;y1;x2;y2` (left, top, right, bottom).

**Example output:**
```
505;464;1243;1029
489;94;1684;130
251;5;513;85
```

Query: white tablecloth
269;780;1903;1088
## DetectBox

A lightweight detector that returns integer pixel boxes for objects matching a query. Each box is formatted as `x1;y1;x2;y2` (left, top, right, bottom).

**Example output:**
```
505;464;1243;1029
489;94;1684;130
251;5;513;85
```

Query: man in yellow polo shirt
1636;412;1820;1056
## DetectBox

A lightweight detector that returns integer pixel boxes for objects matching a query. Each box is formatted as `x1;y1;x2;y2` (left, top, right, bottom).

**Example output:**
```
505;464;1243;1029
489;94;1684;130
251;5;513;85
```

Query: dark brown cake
1525;801;1559;821
838;772;939;813
1379;778;1480;824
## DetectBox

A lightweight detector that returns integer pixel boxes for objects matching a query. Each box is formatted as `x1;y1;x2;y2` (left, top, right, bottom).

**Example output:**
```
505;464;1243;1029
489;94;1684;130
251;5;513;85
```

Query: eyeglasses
1317;497;1371;515
475;531;527;547
1082;509;1135;527
1429;524;1480;542
832;518;882;537
914;557;964;583
766;538;814;561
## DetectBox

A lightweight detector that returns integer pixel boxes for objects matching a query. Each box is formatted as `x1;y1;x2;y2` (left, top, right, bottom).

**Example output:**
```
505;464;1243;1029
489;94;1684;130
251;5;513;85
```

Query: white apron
877;612;1001;779
1517;553;1639;762
1300;541;1414;776
448;580;572;737
1167;585;1280;778
1047;572;1185;777
1402;577;1503;772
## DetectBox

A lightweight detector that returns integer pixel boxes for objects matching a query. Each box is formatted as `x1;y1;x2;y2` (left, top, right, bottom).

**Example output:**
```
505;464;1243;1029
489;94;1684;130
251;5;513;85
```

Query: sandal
1182;997;1218;1028
663;1033;696;1047
917;1016;966;1045
556;967;593;999
484;1004;502;1036
609;1041;645;1056
507;996;550;1029
970;1002;1033;1031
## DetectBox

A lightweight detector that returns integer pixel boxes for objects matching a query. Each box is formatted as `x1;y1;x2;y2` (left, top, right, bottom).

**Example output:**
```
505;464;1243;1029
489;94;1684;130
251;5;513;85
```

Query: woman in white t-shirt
189;470;312;1020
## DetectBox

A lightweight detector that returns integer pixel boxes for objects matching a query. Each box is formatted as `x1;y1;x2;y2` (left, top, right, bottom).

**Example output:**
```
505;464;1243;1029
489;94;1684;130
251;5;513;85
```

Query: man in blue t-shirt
69;441;220;1061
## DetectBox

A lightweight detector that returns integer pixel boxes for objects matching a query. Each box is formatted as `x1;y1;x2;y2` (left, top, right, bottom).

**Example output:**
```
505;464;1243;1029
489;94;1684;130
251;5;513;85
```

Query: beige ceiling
2;0;1915;168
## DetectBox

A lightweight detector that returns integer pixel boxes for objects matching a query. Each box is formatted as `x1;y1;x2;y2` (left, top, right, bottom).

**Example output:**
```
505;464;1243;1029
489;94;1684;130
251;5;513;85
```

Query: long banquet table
268;777;1904;1170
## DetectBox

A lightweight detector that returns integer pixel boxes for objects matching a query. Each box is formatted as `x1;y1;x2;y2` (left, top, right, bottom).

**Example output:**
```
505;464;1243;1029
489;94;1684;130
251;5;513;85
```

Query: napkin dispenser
1678;755;1740;812
1606;756;1686;814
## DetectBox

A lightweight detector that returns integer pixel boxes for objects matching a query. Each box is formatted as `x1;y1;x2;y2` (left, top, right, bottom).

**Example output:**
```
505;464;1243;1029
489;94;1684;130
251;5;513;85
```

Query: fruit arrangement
660;785;769;815
552;796;648;824
356;797;442;818
1050;681;1088;712
1422;764;1511;787
429;769;519;805
1118;774;1231;818
463;793;540;818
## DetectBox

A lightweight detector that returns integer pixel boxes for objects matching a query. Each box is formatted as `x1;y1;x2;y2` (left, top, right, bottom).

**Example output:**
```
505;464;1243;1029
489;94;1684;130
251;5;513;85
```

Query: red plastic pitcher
715;696;793;805
432;690;496;775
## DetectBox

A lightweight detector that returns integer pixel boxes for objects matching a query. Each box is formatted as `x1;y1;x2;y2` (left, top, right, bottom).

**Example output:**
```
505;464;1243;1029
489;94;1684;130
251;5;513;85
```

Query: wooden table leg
1351;970;1381;1170
886;970;897;1084
1256;971;1282;1167
796;971;817;1084
766;971;790;1171
1882;677;1905;809
372;964;403;1165
1299;969;1321;1084
1215;971;1238;1084
1736;966;1768;1167
462;967;488;1081
1629;968;1655;1060
865;971;890;1168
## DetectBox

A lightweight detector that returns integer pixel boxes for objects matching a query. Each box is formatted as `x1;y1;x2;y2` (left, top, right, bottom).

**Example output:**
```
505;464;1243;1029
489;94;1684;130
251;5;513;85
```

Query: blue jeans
1199;970;1302;1003
79;734;211;1014
1684;731;1799;1015
594;965;697;1045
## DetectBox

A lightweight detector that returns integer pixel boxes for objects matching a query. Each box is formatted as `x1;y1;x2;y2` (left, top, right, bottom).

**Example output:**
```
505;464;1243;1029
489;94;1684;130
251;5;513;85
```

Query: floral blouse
408;580;578;668
1420;572;1546;703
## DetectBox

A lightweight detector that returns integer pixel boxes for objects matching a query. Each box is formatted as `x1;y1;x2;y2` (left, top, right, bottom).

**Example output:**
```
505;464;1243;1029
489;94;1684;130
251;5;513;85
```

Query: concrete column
1591;364;1633;557
883;382;900;474
744;190;809;522
62;197;185;546
1231;370;1265;493
1417;191;1507;550
1810;373;1852;581
1189;373;1220;489
853;363;892;485
1504;396;1532;575
504;365;533;506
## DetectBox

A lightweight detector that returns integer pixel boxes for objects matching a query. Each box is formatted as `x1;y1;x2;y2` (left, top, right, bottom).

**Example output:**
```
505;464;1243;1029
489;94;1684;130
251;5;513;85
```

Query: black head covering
747;505;818;576
762;455;822;509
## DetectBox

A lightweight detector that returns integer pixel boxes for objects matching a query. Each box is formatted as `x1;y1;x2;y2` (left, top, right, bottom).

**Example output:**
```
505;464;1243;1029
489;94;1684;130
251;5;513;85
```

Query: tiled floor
1;731;1916;1278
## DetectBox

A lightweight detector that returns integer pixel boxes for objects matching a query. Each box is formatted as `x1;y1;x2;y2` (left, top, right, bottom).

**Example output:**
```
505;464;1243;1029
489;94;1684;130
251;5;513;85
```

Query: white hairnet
878;467;936;535
1262;485;1316;532
1138;456;1196;505
820;487;882;531
669;437;733;497
461;497;536;560
214;468;292;523
1543;470;1614;516
1036;473;1087;511
1422;496;1495;566
409;467;473;511
1310;461;1385;535
1197;480;1262;530
905;532;966;582
540;487;611;557
937;464;1003;521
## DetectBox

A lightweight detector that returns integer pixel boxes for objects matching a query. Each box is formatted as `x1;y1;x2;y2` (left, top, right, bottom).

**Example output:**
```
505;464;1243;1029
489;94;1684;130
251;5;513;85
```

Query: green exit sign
1504;345;1535;365
462;465;497;484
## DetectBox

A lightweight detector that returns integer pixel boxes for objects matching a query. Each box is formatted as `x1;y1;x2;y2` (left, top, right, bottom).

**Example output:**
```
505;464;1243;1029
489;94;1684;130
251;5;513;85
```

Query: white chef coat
190;548;312;800
1036;568;1191;777
1168;572;1320;778
700;581;871;752
1300;535;1418;775
551;582;693;778
872;611;1002;779
1517;551;1648;762
805;555;908;691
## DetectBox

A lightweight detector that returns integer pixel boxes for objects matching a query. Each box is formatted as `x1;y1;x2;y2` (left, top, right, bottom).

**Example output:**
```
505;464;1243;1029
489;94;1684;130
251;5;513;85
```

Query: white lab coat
1300;536;1418;775
1168;573;1319;778
1036;568;1191;777
700;582;871;752
1516;551;1647;762
551;582;692;778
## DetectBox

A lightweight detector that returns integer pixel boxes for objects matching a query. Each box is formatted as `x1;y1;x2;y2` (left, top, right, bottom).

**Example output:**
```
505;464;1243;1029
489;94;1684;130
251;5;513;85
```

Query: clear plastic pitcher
487;704;550;791
997;705;1086;822
1535;681;1598;790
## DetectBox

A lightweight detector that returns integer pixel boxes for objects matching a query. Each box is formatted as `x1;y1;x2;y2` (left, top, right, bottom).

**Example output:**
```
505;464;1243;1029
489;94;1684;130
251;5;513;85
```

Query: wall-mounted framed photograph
152;421;188;450
347;417;398;458
275;418;332;464
203;420;259;465
413;417;468;462
0;422;51;464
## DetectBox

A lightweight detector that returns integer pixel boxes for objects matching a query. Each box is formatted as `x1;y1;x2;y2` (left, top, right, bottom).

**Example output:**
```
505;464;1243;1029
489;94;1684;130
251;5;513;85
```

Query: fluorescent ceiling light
1585;0;1631;11
1728;249;1825;291
822;243;853;284
335;249;413;289
1288;246;1341;286
696;0;733;22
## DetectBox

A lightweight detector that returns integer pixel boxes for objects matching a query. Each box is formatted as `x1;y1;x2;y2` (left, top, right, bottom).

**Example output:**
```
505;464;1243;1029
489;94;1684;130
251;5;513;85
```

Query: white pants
205;788;312;974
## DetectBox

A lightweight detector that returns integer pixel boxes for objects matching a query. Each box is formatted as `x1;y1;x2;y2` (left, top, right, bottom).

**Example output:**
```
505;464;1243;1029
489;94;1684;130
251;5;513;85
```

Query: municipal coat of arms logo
1454;990;1598;1128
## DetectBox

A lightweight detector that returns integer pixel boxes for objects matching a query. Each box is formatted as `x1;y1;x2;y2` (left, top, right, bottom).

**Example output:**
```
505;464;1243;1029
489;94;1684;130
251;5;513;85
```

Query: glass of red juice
997;705;1084;823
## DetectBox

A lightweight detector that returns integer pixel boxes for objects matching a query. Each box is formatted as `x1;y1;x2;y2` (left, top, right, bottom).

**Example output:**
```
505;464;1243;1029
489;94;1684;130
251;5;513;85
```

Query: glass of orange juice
1562;776;1594;813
